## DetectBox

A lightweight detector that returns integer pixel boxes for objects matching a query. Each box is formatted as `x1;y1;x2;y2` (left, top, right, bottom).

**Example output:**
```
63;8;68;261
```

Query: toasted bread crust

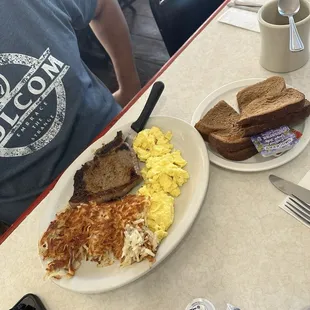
194;100;239;136
238;88;305;126
211;144;258;161
237;76;286;112
208;128;252;152
242;100;310;136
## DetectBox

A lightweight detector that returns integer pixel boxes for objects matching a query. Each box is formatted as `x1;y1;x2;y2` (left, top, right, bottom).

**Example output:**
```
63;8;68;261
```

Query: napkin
279;170;310;228
218;1;269;33
218;7;260;32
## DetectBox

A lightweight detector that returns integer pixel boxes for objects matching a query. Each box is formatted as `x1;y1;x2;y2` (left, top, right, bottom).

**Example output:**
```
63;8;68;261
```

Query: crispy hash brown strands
39;195;158;279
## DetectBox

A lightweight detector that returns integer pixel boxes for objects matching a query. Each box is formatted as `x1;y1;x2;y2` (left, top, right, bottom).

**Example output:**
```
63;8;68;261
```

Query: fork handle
289;15;304;52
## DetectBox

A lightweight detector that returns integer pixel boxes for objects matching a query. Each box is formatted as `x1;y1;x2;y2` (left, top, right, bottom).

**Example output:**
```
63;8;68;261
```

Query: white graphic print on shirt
0;48;70;157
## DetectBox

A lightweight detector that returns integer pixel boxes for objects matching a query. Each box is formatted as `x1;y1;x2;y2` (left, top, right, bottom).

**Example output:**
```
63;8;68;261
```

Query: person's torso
0;0;121;222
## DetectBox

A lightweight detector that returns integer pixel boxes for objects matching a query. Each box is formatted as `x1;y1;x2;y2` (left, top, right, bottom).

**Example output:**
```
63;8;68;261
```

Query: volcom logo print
0;48;70;157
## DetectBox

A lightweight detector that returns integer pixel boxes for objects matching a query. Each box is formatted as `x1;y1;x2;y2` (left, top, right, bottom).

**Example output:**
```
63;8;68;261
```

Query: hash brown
39;195;158;279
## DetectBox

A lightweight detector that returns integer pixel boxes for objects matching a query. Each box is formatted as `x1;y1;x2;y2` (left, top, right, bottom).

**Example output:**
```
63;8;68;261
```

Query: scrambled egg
133;127;173;161
133;127;189;241
140;151;188;197
140;191;174;240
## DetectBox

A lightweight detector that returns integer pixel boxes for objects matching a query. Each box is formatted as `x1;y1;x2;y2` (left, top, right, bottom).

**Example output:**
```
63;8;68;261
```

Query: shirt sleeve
60;0;98;30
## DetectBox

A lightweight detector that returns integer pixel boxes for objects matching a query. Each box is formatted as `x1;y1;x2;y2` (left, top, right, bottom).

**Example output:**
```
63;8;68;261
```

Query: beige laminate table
2;3;310;310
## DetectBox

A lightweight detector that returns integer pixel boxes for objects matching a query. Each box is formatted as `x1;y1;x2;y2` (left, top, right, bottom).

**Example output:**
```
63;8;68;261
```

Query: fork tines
284;195;310;225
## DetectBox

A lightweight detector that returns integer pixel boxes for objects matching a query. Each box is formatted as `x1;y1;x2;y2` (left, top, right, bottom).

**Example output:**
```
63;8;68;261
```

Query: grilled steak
69;131;142;205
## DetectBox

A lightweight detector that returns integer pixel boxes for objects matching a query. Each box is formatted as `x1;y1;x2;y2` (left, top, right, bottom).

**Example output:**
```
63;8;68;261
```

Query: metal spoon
278;0;304;52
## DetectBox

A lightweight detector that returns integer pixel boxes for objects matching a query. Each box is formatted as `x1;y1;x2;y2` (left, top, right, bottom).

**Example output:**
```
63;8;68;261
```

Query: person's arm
90;0;140;107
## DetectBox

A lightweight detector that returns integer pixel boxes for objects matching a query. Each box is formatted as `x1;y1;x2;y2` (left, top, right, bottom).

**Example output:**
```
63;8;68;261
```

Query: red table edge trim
0;0;230;245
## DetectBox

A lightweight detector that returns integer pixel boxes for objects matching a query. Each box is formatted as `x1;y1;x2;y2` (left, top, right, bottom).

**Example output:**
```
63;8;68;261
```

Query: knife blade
269;174;310;205
125;81;165;146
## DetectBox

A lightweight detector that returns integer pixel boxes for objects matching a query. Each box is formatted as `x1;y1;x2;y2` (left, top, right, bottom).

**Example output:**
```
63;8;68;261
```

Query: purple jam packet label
251;126;299;157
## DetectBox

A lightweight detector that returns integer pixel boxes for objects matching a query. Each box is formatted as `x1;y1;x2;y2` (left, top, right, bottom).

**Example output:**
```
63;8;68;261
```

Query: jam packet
251;126;301;158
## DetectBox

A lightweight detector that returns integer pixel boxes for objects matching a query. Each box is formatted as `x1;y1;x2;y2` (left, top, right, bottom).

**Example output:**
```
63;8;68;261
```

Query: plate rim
191;78;310;172
38;115;210;294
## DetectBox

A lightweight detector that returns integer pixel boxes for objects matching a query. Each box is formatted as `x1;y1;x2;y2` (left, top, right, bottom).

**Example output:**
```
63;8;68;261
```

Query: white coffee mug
258;0;310;73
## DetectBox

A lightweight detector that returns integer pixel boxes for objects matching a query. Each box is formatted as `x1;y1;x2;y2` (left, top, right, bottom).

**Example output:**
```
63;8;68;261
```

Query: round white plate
39;116;209;294
191;78;310;172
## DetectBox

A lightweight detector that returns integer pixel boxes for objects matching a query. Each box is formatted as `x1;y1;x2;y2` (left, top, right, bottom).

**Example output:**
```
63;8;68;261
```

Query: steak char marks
70;131;142;205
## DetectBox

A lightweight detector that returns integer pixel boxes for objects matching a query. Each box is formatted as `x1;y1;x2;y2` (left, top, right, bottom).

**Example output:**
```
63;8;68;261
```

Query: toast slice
243;99;310;136
211;144;258;161
70;132;143;205
194;100;239;140
208;125;252;152
195;100;255;160
194;84;309;162
237;76;286;112
238;88;305;126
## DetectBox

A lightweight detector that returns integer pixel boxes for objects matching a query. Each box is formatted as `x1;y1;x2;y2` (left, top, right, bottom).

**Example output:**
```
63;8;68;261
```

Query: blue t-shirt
0;0;121;223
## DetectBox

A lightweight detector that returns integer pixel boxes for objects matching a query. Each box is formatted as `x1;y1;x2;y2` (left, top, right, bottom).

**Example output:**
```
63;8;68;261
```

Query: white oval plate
191;78;310;172
39;116;209;294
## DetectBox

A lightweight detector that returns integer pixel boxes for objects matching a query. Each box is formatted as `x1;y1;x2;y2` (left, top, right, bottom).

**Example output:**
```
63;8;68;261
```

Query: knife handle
131;81;165;133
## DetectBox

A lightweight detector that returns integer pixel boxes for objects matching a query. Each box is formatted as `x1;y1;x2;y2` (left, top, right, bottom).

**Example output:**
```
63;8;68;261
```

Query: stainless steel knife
125;81;165;146
269;174;310;205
